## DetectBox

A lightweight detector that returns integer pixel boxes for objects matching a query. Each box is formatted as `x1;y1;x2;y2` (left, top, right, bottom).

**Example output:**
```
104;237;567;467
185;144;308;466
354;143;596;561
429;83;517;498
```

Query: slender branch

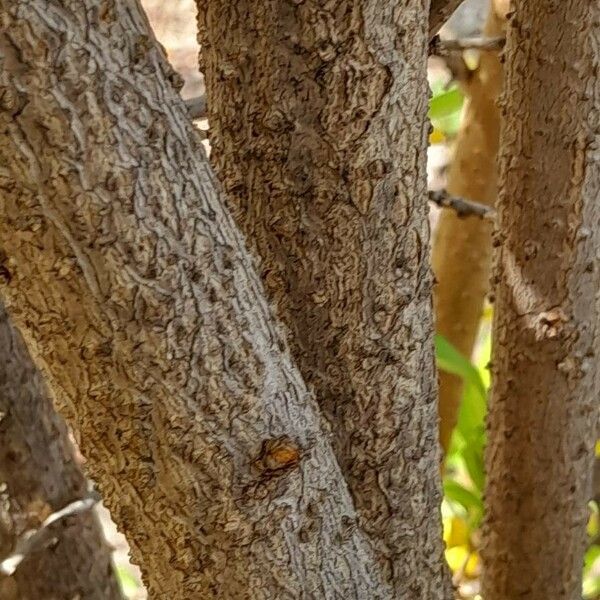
429;0;464;41
428;189;496;220
429;35;505;56
184;94;206;120
0;492;100;576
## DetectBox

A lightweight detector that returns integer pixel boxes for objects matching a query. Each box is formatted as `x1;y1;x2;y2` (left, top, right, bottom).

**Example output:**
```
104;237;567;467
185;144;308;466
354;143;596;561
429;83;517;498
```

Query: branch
184;94;206;120
0;492;100;576
429;35;505;57
429;0;465;41
428;189;496;220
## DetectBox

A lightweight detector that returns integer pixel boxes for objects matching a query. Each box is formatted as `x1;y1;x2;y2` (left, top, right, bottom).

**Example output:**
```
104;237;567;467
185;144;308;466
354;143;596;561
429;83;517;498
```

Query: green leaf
461;441;486;494
116;566;141;597
457;381;486;440
583;551;600;600
585;545;600;570
428;87;464;121
436;334;488;497
435;334;486;400
443;479;483;513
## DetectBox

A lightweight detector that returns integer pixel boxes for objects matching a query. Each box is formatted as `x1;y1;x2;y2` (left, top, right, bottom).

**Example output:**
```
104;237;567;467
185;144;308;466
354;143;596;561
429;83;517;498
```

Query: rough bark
0;304;121;600
0;1;406;598
482;2;600;598
196;2;451;597
432;1;505;454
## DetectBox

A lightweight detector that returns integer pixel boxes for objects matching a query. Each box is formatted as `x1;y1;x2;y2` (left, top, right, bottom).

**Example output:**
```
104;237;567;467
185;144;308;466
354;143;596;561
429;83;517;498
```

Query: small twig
429;35;505;56
428;189;495;220
0;492;100;576
184;95;207;120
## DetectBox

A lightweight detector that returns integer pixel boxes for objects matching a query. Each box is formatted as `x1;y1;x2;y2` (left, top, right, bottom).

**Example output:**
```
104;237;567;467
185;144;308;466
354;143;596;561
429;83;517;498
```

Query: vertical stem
433;2;505;454
197;1;451;595
482;2;600;598
0;305;121;600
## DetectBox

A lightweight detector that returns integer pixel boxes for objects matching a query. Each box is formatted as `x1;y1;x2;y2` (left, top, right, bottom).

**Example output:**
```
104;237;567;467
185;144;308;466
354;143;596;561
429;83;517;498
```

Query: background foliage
435;311;600;598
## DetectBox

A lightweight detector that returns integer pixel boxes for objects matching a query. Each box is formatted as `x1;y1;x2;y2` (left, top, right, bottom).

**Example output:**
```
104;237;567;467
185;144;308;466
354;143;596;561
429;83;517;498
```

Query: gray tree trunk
0;304;121;599
482;1;600;598
0;1;438;597
195;1;451;597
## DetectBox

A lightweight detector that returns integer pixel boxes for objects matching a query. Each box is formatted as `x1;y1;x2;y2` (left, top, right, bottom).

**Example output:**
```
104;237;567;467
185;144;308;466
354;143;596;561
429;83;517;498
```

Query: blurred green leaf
435;334;487;446
457;381;487;440
436;334;487;496
461;437;486;494
429;87;464;121
583;547;600;600
435;334;486;400
444;480;483;515
474;321;492;388
116;565;142;598
585;545;600;569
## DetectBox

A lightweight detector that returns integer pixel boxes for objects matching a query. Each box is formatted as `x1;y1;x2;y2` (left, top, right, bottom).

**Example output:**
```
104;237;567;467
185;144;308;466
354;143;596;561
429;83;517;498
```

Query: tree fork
196;0;452;596
0;0;414;597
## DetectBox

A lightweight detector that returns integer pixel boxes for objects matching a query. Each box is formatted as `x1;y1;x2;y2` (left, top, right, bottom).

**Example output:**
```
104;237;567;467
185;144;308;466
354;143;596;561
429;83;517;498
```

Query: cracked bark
196;1;451;597
0;304;121;600
432;1;506;454
0;1;410;597
482;1;600;598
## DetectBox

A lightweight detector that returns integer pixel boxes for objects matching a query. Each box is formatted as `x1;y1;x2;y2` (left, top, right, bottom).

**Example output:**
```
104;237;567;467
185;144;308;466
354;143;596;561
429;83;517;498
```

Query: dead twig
428;189;496;220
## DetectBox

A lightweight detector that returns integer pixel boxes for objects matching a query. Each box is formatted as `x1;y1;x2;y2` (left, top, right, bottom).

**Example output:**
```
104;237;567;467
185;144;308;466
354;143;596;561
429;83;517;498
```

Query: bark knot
253;436;301;474
536;308;568;340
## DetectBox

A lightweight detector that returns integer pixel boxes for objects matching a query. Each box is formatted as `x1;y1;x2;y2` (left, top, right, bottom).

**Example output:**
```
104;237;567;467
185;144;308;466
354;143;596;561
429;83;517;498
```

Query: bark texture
0;1;405;598
197;1;451;597
482;1;600;598
0;304;121;600
432;1;505;454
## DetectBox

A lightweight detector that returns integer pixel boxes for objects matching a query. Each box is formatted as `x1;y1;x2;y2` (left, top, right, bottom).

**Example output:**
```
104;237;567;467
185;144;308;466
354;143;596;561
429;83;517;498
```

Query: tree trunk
196;2;451;596
432;1;505;454
482;2;600;598
0;304;122;600
0;1;432;597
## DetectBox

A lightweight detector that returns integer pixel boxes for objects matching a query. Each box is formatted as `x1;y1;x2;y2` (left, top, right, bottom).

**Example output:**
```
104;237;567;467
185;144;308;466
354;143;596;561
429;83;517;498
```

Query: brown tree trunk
432;1;506;454
482;2;600;598
197;2;451;597
0;304;122;600
0;1;443;597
